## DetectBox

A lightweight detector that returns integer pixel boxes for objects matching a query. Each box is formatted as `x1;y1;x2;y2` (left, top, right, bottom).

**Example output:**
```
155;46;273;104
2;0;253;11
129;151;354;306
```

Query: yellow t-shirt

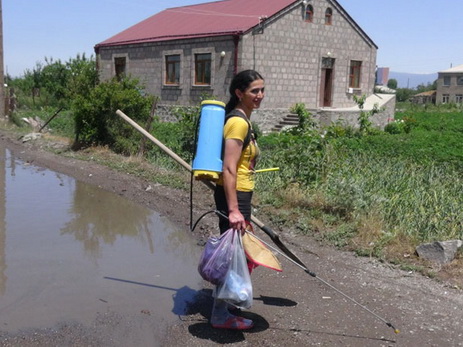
217;116;259;192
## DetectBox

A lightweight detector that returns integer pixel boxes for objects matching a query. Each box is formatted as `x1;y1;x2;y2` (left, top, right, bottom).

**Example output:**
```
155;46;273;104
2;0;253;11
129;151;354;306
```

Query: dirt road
0;131;462;346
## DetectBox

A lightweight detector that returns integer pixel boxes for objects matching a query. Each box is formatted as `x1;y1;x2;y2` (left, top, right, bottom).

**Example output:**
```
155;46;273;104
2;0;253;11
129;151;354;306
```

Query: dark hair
225;70;264;113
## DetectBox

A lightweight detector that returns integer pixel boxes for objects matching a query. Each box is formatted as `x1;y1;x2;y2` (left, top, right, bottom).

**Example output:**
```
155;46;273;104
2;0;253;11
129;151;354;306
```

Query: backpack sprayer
192;100;227;181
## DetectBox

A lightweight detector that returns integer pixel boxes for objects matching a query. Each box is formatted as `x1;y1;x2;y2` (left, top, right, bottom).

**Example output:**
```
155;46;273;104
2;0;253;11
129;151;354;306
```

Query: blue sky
4;0;463;77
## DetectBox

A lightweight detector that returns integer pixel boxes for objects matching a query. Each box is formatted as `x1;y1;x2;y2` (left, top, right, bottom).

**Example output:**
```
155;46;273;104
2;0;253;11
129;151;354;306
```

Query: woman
212;70;265;330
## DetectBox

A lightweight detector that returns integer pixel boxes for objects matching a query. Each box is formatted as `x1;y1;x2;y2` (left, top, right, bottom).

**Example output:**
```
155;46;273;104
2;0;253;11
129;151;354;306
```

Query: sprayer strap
224;110;254;150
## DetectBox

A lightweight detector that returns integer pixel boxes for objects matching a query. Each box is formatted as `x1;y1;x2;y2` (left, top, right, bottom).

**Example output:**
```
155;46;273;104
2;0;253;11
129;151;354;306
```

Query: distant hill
388;71;438;89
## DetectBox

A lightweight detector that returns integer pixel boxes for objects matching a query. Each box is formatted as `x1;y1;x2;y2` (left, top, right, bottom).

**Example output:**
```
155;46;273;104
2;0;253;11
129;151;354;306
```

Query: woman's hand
228;209;247;235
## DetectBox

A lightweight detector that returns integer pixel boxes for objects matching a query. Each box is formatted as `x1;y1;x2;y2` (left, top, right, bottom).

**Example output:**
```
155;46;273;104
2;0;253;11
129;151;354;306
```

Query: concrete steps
271;113;299;132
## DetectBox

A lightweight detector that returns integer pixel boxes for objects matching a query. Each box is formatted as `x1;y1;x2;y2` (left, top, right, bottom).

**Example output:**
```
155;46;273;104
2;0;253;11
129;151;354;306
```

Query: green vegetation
5;58;463;269
255;102;463;265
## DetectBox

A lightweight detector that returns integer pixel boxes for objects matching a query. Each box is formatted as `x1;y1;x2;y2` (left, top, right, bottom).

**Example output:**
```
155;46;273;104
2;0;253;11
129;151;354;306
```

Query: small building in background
375;67;390;86
410;90;436;104
436;64;463;104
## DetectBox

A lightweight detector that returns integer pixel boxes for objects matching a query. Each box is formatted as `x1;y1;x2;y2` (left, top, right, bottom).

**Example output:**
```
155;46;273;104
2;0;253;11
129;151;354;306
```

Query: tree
387;78;398;89
395;88;415;102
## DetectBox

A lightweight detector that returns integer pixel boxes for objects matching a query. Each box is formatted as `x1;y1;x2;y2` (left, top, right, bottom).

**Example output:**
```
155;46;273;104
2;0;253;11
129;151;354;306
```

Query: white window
456;94;463;103
442;94;450;103
457;76;463;86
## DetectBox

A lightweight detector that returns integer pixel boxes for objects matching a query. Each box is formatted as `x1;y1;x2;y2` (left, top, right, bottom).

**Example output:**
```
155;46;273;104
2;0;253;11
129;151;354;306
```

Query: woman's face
236;79;265;111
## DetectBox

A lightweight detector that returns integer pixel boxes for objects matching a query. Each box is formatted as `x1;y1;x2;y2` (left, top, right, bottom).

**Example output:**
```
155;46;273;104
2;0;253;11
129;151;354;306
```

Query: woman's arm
222;138;246;231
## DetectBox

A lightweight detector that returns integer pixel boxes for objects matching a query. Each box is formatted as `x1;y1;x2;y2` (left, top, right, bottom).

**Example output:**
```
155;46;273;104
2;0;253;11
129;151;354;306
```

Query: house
95;0;394;131
436;64;463;104
410;90;436;105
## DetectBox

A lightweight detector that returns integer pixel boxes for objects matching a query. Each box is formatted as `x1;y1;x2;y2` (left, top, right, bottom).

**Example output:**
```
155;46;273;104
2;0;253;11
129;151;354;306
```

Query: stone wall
316;94;396;130
238;0;377;110
98;36;235;106
155;93;395;133
154;104;288;133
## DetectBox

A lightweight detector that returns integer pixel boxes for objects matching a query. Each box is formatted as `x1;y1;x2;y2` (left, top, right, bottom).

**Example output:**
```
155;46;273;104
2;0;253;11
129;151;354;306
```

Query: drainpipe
233;33;240;75
94;46;100;73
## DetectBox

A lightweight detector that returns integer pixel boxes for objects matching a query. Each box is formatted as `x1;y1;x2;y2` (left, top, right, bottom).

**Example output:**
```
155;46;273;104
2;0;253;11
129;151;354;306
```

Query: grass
254;105;463;280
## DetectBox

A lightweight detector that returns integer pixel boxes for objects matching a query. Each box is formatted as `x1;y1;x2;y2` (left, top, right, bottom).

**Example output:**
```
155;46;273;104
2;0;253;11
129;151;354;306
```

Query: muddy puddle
0;146;203;345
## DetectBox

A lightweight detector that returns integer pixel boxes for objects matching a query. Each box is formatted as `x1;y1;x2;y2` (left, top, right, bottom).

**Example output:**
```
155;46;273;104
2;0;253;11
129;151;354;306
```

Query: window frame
165;54;181;85
349;60;362;89
442;94;450;103
305;5;314;22
443;76;451;86
457;76;463;86
456;94;463;103
114;56;127;80
194;53;212;86
325;7;333;25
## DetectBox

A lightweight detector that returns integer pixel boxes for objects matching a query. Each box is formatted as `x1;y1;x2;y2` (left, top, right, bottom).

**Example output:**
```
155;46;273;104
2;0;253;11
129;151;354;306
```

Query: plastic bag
198;229;235;285
216;230;253;309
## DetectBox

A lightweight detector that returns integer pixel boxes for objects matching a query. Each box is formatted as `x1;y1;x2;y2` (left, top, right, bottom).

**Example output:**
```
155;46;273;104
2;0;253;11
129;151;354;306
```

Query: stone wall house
435;64;463;105
95;0;393;131
410;90;436;105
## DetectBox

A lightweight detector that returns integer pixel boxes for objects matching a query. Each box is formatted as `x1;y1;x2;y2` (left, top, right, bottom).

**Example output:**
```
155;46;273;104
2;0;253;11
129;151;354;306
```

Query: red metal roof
96;0;297;47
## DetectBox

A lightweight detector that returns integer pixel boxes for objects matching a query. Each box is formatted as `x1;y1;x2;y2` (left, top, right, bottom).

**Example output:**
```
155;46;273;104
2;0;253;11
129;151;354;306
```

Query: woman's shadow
183;288;297;344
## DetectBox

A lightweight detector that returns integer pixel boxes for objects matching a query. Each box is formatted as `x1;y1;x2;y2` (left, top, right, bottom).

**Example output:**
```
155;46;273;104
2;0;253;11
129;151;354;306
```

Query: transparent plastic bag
216;231;253;309
198;229;235;285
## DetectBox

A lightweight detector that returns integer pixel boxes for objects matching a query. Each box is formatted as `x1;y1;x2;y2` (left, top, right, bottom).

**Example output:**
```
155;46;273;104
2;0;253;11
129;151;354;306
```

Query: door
320;57;335;107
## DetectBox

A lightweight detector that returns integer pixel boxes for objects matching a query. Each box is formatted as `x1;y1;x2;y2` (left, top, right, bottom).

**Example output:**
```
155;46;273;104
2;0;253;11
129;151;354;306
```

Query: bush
150;105;200;164
72;77;154;154
288;103;316;135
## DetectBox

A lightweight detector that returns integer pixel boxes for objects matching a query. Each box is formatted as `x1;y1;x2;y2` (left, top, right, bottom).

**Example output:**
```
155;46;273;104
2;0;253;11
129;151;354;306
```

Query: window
165;55;180;85
457;76;463;85
305;5;314;22
456;94;463;103
195;53;211;85
443;76;451;86
114;57;126;80
325;8;333;25
349;60;362;88
442;94;450;103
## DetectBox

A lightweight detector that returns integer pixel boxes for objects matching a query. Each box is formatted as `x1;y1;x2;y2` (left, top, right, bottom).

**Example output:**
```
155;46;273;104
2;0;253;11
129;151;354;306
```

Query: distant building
436;64;463;104
410;90;436;104
375;67;390;86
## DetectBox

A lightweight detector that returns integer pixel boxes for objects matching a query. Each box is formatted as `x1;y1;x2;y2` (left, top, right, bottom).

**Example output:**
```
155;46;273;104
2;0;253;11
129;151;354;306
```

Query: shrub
72;77;154;154
288;103;316;134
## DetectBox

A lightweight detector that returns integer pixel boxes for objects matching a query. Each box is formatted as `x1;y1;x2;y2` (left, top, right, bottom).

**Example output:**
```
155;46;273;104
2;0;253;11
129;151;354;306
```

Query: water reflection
0;144;202;333
0;146;6;295
61;181;154;259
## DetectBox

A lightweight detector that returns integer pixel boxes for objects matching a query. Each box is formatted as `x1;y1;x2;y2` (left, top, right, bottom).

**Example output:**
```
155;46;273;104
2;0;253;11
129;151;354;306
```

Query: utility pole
0;0;4;118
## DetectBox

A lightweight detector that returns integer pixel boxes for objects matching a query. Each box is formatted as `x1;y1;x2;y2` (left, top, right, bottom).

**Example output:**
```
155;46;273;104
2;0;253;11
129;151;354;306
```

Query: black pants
214;185;253;234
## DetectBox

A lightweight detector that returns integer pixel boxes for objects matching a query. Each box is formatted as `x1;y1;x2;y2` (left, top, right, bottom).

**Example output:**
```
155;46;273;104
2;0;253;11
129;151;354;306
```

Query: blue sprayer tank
192;100;226;181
